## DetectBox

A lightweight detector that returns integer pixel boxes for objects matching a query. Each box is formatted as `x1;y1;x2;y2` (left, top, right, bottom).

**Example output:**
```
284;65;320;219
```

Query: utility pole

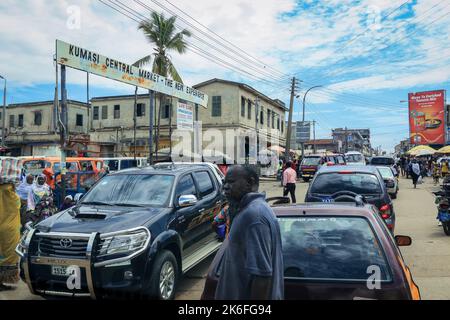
60;65;68;202
133;87;137;160
255;96;260;163
313;120;316;154
148;89;154;165
0;75;6;148
285;77;299;161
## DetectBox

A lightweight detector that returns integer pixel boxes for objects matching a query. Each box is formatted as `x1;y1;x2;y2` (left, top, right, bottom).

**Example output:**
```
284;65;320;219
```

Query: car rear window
310;172;382;195
279;216;392;282
302;157;321;166
371;158;394;166
346;154;364;163
377;167;394;179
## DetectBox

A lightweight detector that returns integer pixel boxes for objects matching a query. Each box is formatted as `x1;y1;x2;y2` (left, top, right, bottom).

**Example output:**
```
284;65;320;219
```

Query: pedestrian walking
441;160;449;178
0;159;21;291
15;174;34;228
433;161;440;185
409;158;421;188
283;161;297;203
400;156;406;177
215;165;284;300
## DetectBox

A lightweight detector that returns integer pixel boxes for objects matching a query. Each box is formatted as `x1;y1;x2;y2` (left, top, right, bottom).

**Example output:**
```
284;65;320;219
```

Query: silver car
376;166;399;199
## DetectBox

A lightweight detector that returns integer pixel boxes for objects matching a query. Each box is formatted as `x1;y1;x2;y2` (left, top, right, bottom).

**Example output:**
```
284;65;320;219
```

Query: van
20;157;104;189
100;157;147;172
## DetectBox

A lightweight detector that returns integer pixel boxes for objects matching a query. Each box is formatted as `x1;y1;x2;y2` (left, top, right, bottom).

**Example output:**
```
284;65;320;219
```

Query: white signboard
56;40;208;107
177;102;194;131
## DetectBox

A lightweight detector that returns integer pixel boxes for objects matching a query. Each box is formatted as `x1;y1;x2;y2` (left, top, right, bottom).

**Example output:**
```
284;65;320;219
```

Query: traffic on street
1;0;450;305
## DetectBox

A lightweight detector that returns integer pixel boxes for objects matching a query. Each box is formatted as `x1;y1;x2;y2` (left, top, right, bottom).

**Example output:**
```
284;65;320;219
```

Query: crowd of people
397;155;449;188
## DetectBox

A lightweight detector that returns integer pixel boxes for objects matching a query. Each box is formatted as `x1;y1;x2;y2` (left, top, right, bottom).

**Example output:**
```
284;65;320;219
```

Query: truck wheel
147;250;179;300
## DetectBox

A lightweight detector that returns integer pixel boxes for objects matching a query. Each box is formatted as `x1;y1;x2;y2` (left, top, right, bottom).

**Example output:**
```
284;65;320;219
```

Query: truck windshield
82;174;175;207
302;157;321;166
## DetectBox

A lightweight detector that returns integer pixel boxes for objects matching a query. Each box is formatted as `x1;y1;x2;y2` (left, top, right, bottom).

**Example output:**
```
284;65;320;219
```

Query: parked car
345;151;366;165
305;165;396;232
16;165;225;300
376;166;399;199
201;202;420;300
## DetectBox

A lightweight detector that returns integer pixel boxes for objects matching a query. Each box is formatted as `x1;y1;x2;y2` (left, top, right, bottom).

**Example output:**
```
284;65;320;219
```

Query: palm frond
132;55;152;68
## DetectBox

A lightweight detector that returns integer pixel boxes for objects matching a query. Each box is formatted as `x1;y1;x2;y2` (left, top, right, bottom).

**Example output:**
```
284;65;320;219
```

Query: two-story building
90;78;287;162
3;100;89;156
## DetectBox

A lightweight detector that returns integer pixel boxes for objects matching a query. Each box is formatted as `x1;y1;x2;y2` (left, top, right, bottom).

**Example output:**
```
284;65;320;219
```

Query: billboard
409;90;446;145
295;121;311;143
56;40;208;107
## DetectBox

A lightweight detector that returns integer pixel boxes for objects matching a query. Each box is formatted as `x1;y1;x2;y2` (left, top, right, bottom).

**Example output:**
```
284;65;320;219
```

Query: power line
159;0;290;78
314;0;450;81
98;0;291;88
133;0;289;81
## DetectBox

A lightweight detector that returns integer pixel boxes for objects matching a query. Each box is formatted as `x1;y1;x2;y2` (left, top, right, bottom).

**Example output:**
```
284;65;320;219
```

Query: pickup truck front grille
36;236;89;258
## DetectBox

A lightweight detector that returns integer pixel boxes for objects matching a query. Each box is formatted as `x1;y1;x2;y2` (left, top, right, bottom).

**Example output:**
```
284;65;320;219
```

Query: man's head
223;165;259;203
37;175;45;186
286;161;292;168
26;174;34;184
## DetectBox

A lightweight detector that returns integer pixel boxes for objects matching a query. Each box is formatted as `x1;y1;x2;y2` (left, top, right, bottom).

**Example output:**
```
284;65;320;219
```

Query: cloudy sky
1;0;450;152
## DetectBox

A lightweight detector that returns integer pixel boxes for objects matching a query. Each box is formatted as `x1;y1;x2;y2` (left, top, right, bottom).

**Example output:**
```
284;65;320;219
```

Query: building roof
304;139;336;145
193;78;288;111
7;100;88;108
91;93;153;102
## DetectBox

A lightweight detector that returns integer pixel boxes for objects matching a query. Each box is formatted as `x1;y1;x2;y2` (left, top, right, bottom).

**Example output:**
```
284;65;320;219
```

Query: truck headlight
98;228;150;257
16;223;33;257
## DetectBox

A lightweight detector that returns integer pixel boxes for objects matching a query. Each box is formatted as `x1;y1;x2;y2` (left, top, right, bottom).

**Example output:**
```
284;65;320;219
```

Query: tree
137;12;191;158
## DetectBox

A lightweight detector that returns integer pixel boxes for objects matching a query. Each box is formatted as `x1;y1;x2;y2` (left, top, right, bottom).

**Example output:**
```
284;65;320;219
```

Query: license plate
51;265;70;276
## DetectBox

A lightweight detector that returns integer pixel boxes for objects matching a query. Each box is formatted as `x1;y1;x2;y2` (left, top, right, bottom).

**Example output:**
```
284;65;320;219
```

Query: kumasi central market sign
55;40;208;107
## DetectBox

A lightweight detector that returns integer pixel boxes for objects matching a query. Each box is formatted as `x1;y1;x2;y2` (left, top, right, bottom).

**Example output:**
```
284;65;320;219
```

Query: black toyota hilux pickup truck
16;164;225;300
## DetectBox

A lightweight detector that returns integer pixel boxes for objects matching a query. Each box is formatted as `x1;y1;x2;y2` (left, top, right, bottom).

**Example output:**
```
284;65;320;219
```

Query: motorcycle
433;187;450;236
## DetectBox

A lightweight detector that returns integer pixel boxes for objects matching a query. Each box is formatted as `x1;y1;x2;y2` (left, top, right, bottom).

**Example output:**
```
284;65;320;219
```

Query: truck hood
35;204;169;234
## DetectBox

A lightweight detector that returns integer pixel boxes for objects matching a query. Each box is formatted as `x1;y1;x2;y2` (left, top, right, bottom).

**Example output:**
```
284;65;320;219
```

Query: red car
201;202;420;300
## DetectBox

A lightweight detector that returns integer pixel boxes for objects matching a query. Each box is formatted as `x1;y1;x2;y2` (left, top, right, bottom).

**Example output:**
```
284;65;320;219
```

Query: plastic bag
417;175;423;184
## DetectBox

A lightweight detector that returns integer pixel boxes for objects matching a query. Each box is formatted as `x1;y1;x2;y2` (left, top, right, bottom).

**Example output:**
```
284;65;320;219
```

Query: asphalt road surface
2;175;449;300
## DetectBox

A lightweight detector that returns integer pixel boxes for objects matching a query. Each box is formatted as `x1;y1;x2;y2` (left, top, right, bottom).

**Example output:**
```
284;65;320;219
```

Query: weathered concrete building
3;100;89;156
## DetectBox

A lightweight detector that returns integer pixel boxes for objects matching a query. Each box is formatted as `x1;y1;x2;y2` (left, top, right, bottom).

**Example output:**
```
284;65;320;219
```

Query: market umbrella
415;149;435;157
406;145;436;156
436;146;450;154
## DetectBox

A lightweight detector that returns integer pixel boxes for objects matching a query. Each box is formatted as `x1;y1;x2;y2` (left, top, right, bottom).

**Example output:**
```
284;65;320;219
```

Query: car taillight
380;204;391;218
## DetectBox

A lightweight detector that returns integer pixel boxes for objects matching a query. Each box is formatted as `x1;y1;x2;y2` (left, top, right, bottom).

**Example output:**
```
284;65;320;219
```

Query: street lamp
298;85;322;157
0;75;6;148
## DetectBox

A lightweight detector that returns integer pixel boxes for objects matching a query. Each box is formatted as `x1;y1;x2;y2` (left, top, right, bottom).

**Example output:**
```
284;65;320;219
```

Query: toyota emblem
60;238;73;248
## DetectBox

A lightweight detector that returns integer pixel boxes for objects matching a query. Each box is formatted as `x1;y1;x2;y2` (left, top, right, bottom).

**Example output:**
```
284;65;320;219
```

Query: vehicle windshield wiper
112;203;147;207
81;201;114;206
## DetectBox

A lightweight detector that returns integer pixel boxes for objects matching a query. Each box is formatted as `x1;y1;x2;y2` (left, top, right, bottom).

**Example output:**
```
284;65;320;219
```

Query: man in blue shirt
215;165;284;300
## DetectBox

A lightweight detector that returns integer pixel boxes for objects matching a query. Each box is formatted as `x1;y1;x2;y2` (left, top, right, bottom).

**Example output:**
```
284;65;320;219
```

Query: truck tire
146;250;179;300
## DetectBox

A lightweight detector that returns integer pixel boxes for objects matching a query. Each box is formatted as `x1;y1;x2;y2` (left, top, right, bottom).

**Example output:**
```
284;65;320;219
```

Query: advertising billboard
409;90;446;145
56;40;208;107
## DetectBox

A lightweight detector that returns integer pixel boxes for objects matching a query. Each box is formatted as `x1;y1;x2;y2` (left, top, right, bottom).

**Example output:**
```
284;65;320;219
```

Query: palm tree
137;12;191;158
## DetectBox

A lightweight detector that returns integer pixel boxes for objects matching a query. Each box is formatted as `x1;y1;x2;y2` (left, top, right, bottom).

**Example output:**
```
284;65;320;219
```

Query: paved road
2;176;450;300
